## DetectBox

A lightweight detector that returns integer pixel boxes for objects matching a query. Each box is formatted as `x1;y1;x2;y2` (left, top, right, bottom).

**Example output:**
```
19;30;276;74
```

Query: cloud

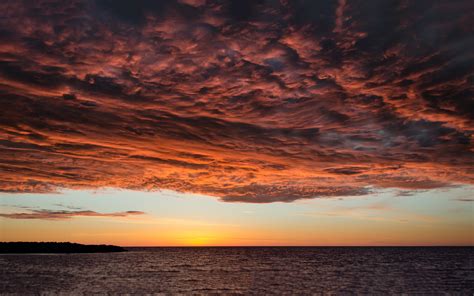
0;209;145;220
455;198;474;202
0;0;472;202
53;203;83;210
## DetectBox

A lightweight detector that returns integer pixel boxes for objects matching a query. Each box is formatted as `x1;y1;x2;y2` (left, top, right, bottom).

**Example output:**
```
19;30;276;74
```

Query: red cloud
0;0;472;202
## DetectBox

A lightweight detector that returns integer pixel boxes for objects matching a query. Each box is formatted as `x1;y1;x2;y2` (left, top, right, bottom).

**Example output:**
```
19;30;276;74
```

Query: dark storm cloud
0;0;472;202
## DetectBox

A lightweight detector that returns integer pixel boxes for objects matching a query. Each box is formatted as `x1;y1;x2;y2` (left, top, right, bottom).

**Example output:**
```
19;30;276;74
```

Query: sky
1;187;473;246
0;0;473;246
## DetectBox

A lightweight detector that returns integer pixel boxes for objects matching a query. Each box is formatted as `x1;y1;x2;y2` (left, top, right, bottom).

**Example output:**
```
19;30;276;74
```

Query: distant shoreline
0;242;127;253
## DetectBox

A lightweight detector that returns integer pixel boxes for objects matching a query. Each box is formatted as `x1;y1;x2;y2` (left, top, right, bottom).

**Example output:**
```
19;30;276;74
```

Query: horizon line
3;242;473;248
123;245;474;248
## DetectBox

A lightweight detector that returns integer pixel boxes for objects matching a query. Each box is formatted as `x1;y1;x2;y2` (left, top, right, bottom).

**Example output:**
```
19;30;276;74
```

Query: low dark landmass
0;242;126;253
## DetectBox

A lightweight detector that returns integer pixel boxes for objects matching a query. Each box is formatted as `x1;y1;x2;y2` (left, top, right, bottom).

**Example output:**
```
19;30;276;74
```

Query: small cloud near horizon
0;210;146;220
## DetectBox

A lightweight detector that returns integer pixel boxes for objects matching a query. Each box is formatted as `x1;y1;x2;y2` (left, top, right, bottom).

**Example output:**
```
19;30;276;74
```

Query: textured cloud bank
0;209;145;220
0;0;472;202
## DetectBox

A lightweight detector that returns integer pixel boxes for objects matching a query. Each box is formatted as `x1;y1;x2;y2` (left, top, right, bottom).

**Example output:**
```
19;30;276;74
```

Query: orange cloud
0;0;472;202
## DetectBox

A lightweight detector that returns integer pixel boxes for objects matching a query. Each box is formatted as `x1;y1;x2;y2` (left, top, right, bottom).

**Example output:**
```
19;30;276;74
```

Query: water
1;247;473;294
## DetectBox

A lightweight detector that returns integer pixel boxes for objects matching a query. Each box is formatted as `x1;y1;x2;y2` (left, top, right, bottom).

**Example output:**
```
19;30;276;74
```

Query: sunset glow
1;188;472;246
0;0;473;247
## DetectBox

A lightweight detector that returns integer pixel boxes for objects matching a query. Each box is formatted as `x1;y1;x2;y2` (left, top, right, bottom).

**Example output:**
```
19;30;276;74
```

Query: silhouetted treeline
0;242;126;253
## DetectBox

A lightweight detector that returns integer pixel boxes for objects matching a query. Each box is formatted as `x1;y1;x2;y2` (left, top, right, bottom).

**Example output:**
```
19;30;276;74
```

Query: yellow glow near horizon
177;231;216;246
1;188;473;247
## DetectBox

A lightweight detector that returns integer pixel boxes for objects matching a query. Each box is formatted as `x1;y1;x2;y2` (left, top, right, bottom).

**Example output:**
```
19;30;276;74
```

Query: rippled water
1;247;473;294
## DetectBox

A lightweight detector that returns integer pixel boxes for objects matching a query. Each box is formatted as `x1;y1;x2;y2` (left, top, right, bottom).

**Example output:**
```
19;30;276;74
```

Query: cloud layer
0;209;145;220
0;0;472;202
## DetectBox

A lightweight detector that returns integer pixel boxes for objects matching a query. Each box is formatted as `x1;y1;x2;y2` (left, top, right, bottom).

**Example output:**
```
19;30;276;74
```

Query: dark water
1;247;473;294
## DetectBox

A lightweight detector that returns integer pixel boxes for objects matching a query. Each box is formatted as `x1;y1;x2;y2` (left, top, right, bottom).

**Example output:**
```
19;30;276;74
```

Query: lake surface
1;247;473;294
